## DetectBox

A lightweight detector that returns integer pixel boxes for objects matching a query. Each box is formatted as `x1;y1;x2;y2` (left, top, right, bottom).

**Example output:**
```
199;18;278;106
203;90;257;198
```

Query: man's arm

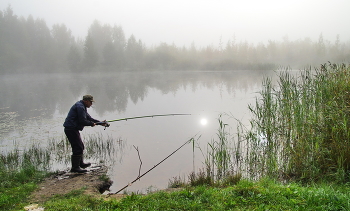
87;113;100;123
77;105;96;126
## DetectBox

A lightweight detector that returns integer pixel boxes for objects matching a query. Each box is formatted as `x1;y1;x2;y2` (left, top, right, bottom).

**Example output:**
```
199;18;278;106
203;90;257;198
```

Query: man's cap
83;95;95;102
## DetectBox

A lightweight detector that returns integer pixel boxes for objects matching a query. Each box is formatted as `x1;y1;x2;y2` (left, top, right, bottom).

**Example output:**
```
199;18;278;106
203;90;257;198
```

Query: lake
0;70;277;193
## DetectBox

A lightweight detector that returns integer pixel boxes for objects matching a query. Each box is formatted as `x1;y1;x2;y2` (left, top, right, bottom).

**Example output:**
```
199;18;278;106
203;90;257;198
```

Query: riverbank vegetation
40;179;350;210
1;6;350;74
2;62;350;210
184;62;350;186
245;62;350;183
0;145;51;210
0;135;122;210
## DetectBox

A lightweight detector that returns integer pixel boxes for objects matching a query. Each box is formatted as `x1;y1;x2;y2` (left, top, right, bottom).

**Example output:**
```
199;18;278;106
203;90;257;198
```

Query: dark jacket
63;100;99;131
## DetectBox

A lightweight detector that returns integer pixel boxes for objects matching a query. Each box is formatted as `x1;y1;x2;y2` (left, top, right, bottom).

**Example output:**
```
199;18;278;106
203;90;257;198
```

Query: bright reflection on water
0;70;277;193
200;118;208;126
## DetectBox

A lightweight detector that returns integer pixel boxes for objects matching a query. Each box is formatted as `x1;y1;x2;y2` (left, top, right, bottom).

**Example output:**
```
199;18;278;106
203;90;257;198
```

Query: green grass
0;144;51;210
39;178;350;210
0;134;122;210
0;165;48;210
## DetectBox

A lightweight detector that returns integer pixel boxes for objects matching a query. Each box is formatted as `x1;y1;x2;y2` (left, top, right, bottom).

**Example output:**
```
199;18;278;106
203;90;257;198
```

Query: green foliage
246;63;350;183
43;189;108;211
0;135;121;210
222;172;242;186
0;164;48;210
188;169;213;187
169;170;241;188
168;176;186;188
39;179;350;210
0;143;50;210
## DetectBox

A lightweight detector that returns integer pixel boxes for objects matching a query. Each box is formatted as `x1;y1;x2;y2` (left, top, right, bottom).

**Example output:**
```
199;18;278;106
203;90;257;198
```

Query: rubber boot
70;155;87;173
80;155;91;169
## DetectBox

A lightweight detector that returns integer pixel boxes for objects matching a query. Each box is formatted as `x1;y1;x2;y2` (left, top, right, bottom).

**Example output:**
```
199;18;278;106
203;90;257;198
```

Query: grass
38;178;350;210
0;167;47;211
0;145;50;210
0;152;48;210
0;134;122;210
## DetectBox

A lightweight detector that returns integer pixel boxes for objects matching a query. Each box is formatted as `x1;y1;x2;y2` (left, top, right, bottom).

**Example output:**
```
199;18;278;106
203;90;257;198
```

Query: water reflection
0;70;274;121
0;70;277;192
200;118;208;126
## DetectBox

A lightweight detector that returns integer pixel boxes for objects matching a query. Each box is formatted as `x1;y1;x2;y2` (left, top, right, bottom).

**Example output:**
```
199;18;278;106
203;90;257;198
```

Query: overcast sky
1;0;349;47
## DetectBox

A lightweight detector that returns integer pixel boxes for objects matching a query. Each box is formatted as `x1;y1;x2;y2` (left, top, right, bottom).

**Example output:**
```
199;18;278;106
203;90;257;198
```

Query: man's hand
102;120;110;127
101;120;107;126
96;120;110;127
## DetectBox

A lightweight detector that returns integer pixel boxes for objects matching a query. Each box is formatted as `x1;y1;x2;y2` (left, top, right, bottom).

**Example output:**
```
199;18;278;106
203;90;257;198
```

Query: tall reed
0;143;51;172
245;63;350;183
46;132;125;166
1;133;124;175
198;115;243;184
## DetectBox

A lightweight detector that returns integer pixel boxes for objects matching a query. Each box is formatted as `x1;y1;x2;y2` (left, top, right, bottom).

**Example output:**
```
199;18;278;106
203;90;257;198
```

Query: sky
1;0;350;47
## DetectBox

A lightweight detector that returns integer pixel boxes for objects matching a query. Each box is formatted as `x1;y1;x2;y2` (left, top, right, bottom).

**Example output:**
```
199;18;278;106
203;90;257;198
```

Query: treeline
1;6;349;74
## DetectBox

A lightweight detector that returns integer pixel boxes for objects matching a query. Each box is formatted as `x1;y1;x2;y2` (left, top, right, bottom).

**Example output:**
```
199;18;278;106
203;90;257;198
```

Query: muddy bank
29;165;114;203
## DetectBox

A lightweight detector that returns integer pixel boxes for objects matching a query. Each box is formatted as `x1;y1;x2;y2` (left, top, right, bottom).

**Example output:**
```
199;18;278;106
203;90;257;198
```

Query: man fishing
63;95;107;173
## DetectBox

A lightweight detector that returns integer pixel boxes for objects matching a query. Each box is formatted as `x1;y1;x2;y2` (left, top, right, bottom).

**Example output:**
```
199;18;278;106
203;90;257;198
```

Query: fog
1;0;349;192
0;70;276;192
1;0;349;47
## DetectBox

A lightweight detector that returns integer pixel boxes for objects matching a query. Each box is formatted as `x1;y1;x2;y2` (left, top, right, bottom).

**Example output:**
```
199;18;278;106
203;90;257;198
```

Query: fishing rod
96;113;191;129
108;138;193;195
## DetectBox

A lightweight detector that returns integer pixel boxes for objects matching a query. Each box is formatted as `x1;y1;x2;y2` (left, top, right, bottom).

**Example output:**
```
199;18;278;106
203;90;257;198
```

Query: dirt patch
28;165;182;207
29;165;116;203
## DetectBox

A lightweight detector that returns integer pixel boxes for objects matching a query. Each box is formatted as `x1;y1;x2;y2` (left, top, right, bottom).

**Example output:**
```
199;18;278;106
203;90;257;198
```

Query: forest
0;6;349;74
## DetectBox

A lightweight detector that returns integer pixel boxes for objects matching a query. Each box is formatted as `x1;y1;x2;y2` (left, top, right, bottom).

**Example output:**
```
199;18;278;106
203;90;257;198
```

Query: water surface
0;70;276;193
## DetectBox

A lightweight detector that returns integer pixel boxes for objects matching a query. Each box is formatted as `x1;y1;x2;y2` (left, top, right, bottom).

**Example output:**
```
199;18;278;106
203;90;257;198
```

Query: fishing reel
96;120;110;130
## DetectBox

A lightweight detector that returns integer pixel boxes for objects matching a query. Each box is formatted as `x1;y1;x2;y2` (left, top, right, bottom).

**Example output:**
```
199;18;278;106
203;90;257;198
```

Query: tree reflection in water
0;70;277;193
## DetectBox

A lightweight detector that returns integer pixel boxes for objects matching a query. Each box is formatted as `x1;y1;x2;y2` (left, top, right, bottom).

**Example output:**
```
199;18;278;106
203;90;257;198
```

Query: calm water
0;70;276;193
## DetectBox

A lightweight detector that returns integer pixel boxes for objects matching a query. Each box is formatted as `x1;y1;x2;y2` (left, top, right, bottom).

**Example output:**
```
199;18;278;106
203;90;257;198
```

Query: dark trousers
64;128;84;155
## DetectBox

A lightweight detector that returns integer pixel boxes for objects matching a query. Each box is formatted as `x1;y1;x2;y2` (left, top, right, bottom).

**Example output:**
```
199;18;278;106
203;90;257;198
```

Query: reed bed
1;133;124;174
45;132;125;167
84;133;124;162
0;133;124;209
0;144;51;210
172;63;350;188
204;116;233;181
0;144;51;173
245;63;350;183
181;115;243;187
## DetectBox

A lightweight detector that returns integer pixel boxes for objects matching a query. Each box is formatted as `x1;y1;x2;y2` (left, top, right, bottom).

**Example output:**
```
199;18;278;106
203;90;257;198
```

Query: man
63;95;106;173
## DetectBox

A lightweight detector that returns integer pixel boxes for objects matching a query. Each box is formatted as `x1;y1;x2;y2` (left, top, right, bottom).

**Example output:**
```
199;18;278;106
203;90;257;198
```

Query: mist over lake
0;70;278;192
